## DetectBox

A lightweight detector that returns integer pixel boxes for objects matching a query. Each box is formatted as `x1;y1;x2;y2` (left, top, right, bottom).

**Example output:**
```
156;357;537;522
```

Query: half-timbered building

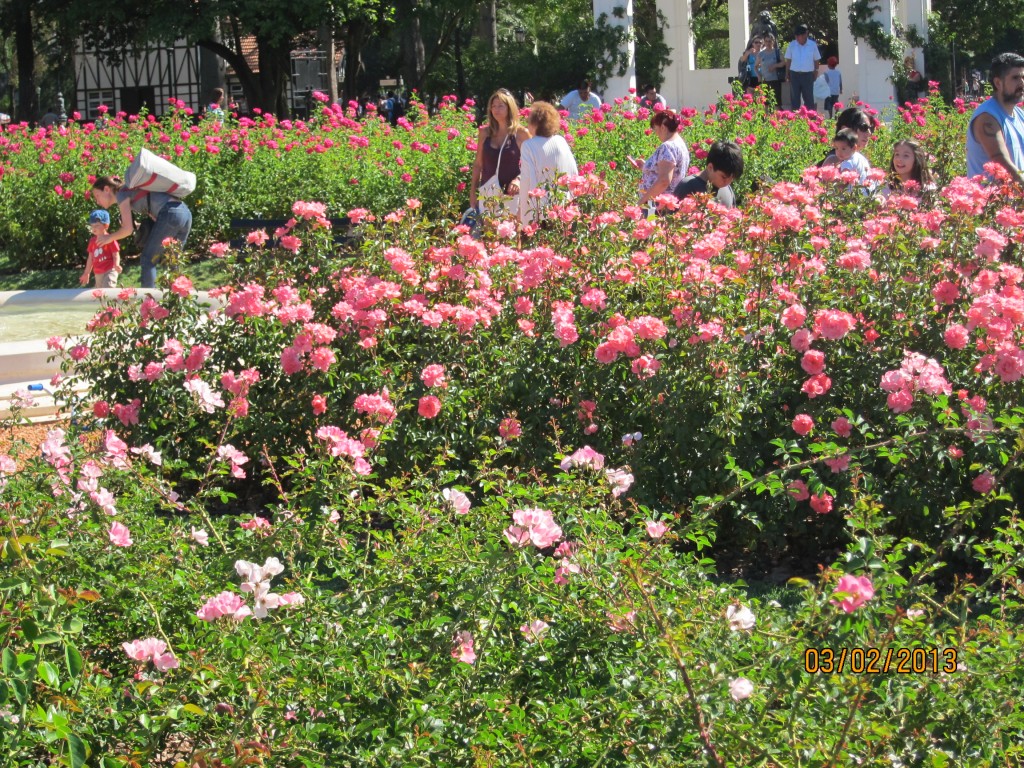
73;38;334;120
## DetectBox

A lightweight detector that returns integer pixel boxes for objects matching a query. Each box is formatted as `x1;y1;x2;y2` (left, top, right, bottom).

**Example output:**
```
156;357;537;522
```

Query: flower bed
0;89;974;270
2;91;1023;765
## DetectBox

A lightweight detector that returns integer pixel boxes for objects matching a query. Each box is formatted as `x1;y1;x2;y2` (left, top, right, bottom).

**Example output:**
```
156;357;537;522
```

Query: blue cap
88;209;110;225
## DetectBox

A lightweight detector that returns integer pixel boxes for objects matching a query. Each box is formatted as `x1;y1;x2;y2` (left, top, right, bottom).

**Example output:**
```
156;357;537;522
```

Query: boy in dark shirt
672;140;745;207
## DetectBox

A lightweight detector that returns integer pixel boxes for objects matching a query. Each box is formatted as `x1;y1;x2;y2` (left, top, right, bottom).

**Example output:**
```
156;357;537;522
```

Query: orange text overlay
803;647;959;674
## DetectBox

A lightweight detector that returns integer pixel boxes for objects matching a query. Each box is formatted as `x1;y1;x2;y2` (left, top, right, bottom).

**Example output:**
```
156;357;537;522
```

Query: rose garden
1;90;1023;766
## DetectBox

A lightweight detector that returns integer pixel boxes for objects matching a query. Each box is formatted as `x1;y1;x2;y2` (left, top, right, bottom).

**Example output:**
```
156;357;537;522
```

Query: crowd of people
77;50;1024;286
456;50;1024;238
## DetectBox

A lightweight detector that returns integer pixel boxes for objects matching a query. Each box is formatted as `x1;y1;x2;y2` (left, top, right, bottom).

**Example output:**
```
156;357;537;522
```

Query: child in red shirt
80;209;121;288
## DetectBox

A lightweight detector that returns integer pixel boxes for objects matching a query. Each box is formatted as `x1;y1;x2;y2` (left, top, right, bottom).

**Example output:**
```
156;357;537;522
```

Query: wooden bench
228;217;354;249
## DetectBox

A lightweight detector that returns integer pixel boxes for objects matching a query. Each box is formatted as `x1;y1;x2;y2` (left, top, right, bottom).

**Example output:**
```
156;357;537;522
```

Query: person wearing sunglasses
815;107;875;167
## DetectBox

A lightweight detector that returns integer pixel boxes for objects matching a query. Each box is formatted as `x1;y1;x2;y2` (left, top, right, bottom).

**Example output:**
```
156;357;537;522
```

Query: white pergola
594;0;931;113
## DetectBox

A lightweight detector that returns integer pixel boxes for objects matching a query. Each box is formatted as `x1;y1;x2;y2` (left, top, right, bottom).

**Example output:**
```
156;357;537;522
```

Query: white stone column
728;0;750;70
593;0;637;102
836;0;860;104
656;0;748;109
837;0;900;112
657;0;694;109
899;0;931;75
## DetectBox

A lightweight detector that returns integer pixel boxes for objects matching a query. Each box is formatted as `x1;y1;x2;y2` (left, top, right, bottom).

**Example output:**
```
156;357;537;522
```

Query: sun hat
88;209;110;225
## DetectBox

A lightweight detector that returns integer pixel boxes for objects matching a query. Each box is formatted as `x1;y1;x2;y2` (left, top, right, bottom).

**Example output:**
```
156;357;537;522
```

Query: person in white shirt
560;79;602;120
519;101;579;225
784;24;821;110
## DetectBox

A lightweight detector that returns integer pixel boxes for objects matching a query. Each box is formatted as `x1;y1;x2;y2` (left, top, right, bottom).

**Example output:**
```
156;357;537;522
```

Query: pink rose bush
2;91;1017;764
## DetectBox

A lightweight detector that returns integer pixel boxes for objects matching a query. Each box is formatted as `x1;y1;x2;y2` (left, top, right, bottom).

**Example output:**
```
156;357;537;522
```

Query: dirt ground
0;420;61;454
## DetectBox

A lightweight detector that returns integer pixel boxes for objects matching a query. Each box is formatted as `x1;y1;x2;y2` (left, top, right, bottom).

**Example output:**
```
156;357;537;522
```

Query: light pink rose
729;677;754;701
645;520;669;539
800;350;826;375
831;574;874;613
108;521;133;547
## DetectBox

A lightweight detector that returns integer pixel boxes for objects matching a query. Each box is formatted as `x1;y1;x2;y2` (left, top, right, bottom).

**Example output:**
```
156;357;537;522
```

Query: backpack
124;148;197;202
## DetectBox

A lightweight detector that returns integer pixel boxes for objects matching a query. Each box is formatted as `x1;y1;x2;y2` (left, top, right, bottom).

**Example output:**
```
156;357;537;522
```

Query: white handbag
813;74;831;101
477;136;519;216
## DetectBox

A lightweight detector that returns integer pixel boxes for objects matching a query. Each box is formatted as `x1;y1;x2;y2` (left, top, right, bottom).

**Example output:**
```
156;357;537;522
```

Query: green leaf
62;617;84;634
11;679;27;706
182;703;206;716
37;660;60;687
1;647;14;675
65;644;84;679
68;733;88;768
33;631;62;646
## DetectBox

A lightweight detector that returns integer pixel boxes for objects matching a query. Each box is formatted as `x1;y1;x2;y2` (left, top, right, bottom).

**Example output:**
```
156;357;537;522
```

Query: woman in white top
518;101;579;225
628;110;690;206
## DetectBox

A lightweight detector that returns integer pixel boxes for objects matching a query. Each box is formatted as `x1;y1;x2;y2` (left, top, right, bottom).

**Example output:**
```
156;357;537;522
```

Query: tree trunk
454;25;467;102
396;0;426;93
199;20;227;108
319;24;338;104
478;0;498;54
342;19;367;104
13;0;37;122
257;37;292;116
198;38;262;114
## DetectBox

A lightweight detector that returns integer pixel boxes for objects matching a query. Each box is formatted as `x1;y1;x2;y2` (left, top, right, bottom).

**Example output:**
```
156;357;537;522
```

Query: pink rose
800;350;826;375
417;395;442;419
886;389;915;413
108;521;133;547
729;677;754;701
644;520;669;539
781;303;807;330
972;471;995;494
814;309;857;340
791;414;814;436
831;574;874;613
420;364;447;388
170;275;194;297
831;416;853;437
787;479;810;501
790;328;814;352
451;631;476;664
943;324;969;350
801;373;832;399
499;417;522;439
809;493;833;514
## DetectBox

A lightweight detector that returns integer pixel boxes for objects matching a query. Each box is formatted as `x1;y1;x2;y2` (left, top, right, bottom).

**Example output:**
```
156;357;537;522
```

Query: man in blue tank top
966;52;1024;184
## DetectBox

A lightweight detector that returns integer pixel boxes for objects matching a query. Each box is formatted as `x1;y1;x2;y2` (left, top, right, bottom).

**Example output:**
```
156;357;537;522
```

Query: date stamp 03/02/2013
803;647;960;675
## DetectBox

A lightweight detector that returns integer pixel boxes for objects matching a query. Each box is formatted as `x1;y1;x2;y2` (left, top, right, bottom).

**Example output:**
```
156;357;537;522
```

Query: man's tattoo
981;118;1001;137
